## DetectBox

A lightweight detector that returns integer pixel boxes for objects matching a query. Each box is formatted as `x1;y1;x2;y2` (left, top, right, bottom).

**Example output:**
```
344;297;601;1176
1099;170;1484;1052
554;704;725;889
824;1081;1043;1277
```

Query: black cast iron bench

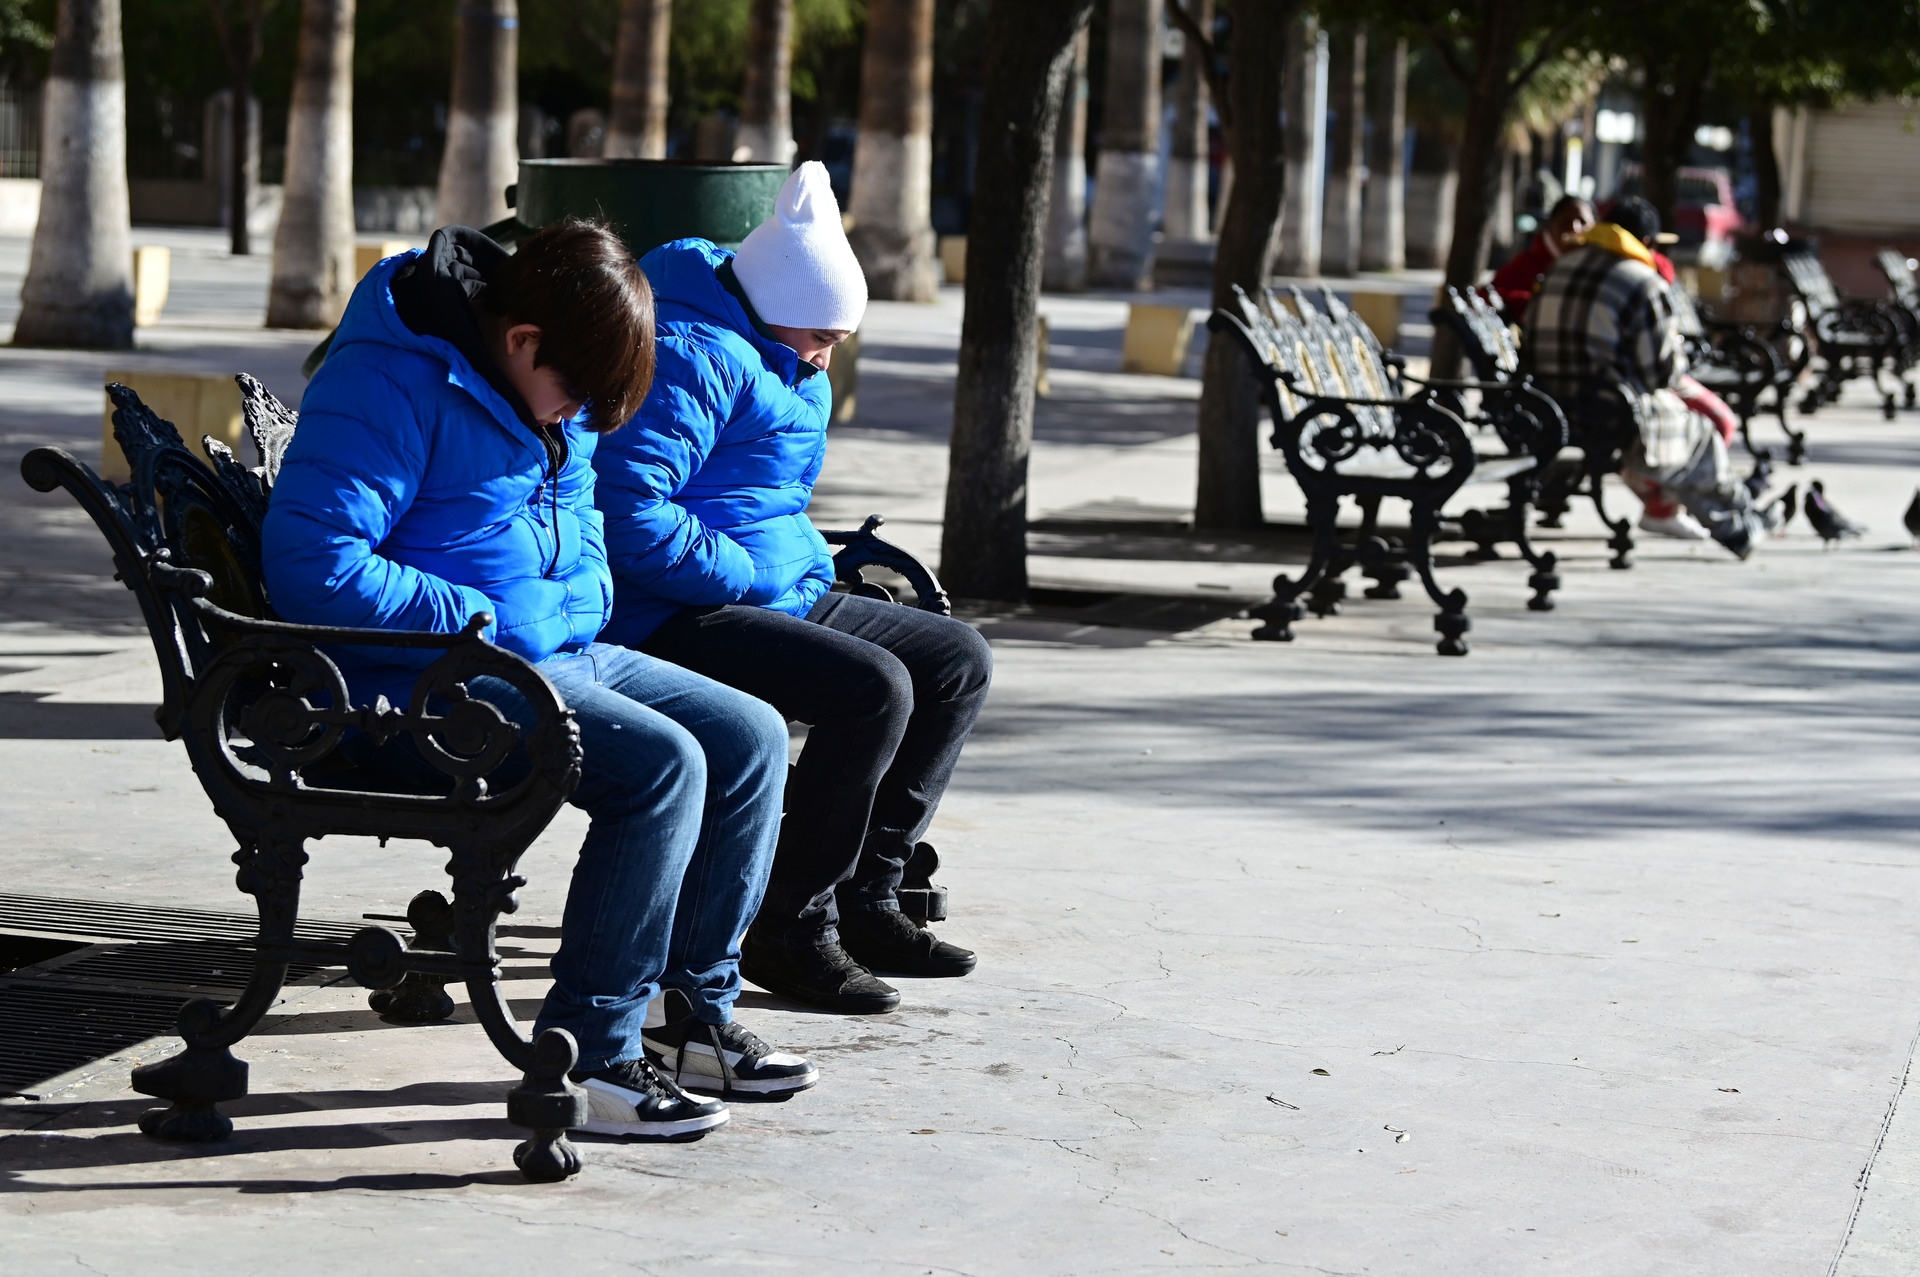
1780;245;1910;419
1435;286;1643;570
1209;286;1564;655
20;375;950;1182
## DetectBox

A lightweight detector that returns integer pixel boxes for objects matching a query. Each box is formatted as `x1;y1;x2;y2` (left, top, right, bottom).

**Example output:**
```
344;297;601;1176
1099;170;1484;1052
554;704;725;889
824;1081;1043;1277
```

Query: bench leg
450;858;589;1182
133;836;304;1141
1251;500;1340;642
1505;475;1560;611
368;890;459;1024
1407;510;1470;656
1587;465;1634;569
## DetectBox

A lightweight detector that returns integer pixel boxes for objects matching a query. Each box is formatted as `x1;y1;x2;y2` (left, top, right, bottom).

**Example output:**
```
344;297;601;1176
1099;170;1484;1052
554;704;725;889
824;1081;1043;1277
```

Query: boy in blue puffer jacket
595;164;994;1017
263;220;818;1129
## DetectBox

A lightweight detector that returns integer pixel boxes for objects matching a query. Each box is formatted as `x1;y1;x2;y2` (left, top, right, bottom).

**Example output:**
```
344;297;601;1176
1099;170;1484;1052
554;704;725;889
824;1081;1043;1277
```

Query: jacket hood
332;240;537;444
1582;223;1656;270
640;238;808;384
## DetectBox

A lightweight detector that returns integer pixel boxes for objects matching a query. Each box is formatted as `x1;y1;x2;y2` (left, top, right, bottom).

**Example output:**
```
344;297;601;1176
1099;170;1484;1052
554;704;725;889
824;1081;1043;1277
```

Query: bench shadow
0;692;162;740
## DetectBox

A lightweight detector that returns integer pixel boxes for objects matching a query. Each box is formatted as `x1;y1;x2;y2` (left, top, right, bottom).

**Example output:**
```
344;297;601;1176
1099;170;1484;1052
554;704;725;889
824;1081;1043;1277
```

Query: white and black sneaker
569;1054;729;1140
643;988;819;1098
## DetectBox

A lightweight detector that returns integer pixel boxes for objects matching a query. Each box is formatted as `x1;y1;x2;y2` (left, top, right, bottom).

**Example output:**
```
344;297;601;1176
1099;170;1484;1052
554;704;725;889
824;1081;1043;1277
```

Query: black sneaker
839;908;977;978
643;988;819;1098
741;928;901;1014
568;1055;729;1140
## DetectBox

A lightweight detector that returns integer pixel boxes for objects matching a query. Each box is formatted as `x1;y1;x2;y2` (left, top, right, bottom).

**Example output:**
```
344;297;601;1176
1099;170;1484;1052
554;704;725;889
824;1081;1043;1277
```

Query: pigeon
1904;489;1920;544
1759;483;1797;532
1805;480;1865;547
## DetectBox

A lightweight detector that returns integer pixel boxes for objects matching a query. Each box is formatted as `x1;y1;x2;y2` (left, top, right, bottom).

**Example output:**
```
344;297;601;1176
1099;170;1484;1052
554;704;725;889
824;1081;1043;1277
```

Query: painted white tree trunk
848;0;936;301
1086;0;1162;289
436;0;519;230
1360;37;1407;273
1276;15;1327;277
738;0;795;165
605;0;670;159
268;0;356;329
16;0;134;349
1042;28;1089;292
1162;0;1210;243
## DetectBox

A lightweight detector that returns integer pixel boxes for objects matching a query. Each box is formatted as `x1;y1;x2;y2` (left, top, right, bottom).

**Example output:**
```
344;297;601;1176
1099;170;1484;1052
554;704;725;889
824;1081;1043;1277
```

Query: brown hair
486;218;654;433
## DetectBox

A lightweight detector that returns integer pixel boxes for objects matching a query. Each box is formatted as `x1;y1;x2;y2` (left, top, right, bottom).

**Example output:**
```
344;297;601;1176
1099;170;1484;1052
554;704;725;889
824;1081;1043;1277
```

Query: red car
1613;165;1747;247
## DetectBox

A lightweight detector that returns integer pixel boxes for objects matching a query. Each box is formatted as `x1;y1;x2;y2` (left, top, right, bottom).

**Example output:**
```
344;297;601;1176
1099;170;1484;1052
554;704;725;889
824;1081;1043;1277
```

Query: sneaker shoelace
712;1020;772;1060
612;1054;688;1103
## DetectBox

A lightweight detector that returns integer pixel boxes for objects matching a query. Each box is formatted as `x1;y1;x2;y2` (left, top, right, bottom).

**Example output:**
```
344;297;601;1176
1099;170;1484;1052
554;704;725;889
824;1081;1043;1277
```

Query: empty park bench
19;375;949;1181
1434;286;1642;570
1208;286;1564;656
1780;245;1910;419
1875;247;1920;409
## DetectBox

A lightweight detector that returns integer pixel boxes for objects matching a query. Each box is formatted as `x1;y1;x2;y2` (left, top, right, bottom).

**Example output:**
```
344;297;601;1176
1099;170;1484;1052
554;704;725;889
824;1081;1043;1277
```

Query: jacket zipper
532;423;567;578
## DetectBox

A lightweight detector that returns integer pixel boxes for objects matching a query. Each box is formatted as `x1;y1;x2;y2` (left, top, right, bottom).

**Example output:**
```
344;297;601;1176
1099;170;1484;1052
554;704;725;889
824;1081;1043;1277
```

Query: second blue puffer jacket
262;250;612;705
593;238;834;646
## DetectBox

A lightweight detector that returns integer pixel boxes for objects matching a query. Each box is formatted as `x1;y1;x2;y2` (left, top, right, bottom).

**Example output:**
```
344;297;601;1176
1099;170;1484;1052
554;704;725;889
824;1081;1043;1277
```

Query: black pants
639;592;993;942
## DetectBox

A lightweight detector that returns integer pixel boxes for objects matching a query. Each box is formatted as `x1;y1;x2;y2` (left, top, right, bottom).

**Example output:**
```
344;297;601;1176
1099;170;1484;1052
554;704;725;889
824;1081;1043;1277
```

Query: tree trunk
1490;139;1515;260
1640;53;1708;234
1751;107;1780;231
14;0;133;349
848;0;937;301
1042;27;1089;291
738;0;795;164
208;1;269;256
436;0;519;230
1193;0;1292;529
1163;0;1211;242
605;0;670;158
1322;27;1364;276
1275;12;1325;276
1359;36;1406;272
1430;0;1523;376
267;0;355;329
940;0;1095;602
1086;0;1162;289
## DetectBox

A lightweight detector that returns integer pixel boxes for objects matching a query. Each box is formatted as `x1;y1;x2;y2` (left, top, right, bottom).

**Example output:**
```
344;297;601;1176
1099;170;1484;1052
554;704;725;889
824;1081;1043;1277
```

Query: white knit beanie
731;161;868;331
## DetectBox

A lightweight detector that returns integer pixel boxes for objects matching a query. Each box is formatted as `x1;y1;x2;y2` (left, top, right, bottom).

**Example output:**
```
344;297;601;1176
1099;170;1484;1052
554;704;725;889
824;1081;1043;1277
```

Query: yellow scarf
1581;223;1656;269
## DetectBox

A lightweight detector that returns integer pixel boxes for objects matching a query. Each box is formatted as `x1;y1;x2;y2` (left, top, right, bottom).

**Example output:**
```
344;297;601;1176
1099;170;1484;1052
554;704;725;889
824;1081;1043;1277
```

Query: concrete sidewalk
4;232;1920;1274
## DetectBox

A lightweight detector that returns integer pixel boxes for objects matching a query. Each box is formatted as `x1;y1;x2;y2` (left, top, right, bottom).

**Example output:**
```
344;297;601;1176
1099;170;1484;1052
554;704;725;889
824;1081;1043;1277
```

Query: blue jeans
471;644;786;1070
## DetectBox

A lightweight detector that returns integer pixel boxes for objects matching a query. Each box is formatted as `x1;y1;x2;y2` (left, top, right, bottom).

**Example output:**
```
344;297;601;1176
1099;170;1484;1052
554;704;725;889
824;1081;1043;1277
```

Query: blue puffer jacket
261;252;612;704
593;238;834;646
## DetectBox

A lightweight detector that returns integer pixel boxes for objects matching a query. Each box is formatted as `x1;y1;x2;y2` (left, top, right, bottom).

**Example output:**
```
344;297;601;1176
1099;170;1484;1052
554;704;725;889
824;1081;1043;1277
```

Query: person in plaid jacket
1523;197;1783;557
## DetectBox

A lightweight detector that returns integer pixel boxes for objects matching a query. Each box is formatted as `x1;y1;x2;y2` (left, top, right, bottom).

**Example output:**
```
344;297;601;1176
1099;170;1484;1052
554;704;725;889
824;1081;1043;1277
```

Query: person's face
767;323;854;371
1549;203;1596;252
495;322;585;425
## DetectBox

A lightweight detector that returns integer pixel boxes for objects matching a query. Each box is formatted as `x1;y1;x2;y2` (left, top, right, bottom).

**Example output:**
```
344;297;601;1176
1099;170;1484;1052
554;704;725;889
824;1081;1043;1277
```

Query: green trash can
489;159;790;258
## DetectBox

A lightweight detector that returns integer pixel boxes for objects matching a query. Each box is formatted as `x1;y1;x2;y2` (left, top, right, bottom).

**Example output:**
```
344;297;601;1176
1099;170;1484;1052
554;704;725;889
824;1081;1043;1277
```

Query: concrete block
99;371;244;484
355;241;415;281
131;246;170;328
1121;303;1194;376
0;177;40;233
939;235;967;286
1036;314;1051;397
827;331;859;424
1347;291;1402;349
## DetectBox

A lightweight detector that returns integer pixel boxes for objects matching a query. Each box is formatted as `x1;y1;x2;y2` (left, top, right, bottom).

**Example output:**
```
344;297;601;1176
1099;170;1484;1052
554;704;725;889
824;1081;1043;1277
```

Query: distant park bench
20;375;947;1182
1209;285;1565;656
1781;245;1911;420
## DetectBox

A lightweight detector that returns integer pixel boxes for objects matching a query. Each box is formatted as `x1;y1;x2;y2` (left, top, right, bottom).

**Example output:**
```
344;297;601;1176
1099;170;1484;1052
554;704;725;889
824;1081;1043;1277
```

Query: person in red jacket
1492;195;1595;321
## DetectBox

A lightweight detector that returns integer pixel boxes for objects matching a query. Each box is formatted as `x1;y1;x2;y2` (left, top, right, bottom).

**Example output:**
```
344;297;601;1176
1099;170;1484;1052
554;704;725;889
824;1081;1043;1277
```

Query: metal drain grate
0;893;363;1097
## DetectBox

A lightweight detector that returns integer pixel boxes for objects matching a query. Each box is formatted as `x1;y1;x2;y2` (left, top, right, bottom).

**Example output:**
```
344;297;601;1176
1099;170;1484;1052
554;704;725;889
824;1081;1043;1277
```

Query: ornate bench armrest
156;560;579;820
818;515;952;616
